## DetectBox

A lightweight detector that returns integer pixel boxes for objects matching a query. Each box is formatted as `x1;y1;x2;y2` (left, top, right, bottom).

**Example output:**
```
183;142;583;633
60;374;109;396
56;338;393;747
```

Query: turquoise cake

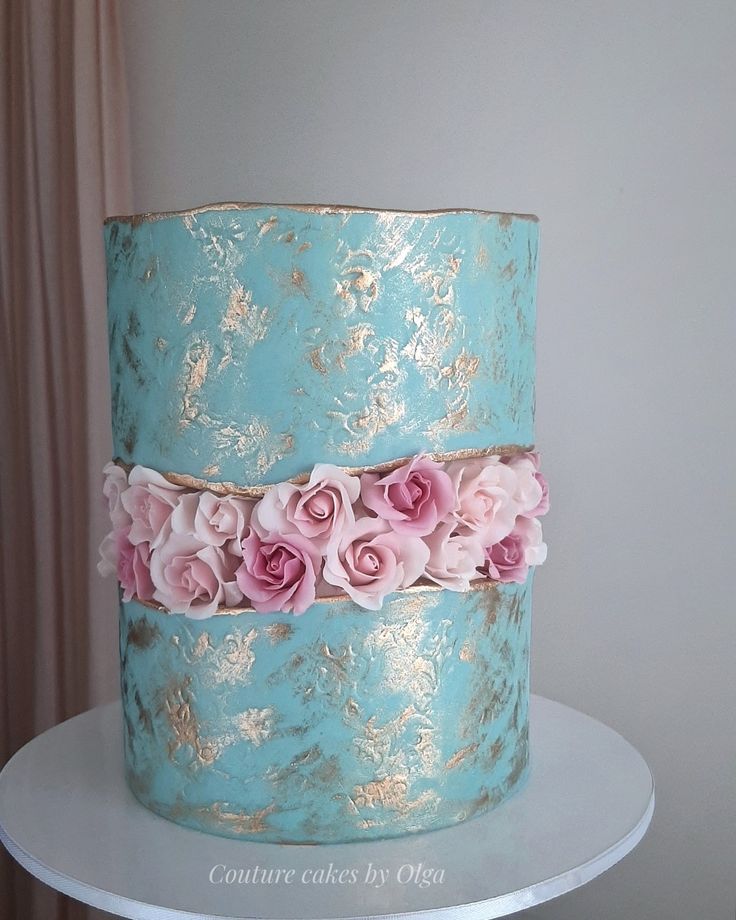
102;202;543;843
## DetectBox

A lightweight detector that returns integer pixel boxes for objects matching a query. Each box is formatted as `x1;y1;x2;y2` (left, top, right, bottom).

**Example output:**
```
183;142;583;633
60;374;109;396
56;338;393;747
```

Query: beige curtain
1;1;131;917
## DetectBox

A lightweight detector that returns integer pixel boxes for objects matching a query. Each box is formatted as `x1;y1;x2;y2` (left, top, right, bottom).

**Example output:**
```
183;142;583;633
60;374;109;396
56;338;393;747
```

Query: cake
99;202;547;843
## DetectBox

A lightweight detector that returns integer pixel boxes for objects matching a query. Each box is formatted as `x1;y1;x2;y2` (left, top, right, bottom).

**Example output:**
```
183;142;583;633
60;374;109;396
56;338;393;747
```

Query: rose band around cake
103;203;543;843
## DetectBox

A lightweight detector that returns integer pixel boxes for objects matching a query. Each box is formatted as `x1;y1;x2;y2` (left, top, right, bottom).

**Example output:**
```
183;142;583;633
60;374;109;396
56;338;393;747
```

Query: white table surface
0;696;654;920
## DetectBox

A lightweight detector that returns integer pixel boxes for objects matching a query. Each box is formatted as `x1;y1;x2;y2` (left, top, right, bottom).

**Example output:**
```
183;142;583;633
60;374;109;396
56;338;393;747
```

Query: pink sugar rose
150;532;243;618
484;516;547;585
117;533;156;603
235;528;322;615
503;453;546;517
516;451;549;517
323;518;430;610
447;456;520;546
252;463;360;551
360;454;456;537
423;523;486;592
97;527;155;602
121;465;185;547
171;490;253;551
102;461;132;531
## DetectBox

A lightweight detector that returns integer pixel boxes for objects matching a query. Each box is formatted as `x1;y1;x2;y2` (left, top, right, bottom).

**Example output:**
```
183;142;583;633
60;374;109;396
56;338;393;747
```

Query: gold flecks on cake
352;775;409;810
195;627;258;687
126;617;161;651
336;323;375;371
237;708;275;746
258;215;278;235
309;346;328;374
291;268;308;293
191;632;211;660
264;622;293;644
445;742;480;770
220;285;270;345
459;642;476;662
159;676;219;765
200;802;276;835
428;349;482;438
212;419;294;477
178;335;212;430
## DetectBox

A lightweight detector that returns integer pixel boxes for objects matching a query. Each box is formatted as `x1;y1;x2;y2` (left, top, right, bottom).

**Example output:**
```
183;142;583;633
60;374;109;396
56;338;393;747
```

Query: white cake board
0;696;654;920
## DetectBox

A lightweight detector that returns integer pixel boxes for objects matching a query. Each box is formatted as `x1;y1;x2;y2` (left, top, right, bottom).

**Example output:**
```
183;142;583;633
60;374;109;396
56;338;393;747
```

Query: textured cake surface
121;581;531;843
105;203;540;842
105;205;537;484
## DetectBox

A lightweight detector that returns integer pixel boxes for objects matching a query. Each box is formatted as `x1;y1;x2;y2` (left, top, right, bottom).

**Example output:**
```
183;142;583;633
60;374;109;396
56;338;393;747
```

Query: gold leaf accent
213;419;293;476
445;742;479;770
220;285;270;345
309;346;328;374
336;323;375;371
203;802;276;834
352;775;409;810
115;444;532;497
258;215;277;235
265;622;293;644
126;618;161;650
159;677;219;765
459;642;475;662
178;335;212;430
236;708;275;746
180;303;197;326
106;200;539;226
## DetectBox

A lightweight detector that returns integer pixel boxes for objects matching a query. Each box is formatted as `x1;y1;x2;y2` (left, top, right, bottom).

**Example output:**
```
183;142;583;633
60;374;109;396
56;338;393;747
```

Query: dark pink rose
360;454;456;536
252;463;360;551
121;465;185;547
150;531;243;617
484;516;547;584
235;528;322;615
323;518;429;610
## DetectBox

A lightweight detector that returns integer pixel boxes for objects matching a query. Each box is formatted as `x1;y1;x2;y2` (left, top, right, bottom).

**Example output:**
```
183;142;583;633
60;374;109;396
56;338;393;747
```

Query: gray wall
121;2;736;918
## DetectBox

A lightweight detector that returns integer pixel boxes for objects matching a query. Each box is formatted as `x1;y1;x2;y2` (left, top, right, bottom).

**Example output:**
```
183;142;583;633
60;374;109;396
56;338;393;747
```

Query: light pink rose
235;528;322;615
116;532;156;602
121;466;185;547
503;453;545;517
484;516;547;584
150;532;243;618
102;462;132;530
514;451;549;517
323;518;430;610
447;457;520;546
360;454;456;536
252;463;360;551
423;523;486;592
171;490;253;551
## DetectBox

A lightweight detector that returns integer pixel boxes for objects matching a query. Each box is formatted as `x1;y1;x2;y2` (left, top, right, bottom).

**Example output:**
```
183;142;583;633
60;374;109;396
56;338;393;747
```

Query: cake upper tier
104;203;538;485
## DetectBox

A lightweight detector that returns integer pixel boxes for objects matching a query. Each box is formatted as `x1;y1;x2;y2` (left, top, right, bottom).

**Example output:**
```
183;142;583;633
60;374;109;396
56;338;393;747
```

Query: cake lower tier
119;579;532;843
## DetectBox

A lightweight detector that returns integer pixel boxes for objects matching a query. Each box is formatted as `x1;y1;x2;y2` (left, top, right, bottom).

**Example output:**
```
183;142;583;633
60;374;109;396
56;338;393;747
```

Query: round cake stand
0;696;654;920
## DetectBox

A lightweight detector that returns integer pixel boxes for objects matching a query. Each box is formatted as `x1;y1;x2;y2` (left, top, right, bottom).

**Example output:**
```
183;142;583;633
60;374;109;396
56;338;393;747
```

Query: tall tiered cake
100;203;546;843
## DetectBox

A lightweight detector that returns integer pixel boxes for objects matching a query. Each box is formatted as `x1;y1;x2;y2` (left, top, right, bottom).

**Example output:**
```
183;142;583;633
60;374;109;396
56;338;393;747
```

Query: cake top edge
104;200;540;227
